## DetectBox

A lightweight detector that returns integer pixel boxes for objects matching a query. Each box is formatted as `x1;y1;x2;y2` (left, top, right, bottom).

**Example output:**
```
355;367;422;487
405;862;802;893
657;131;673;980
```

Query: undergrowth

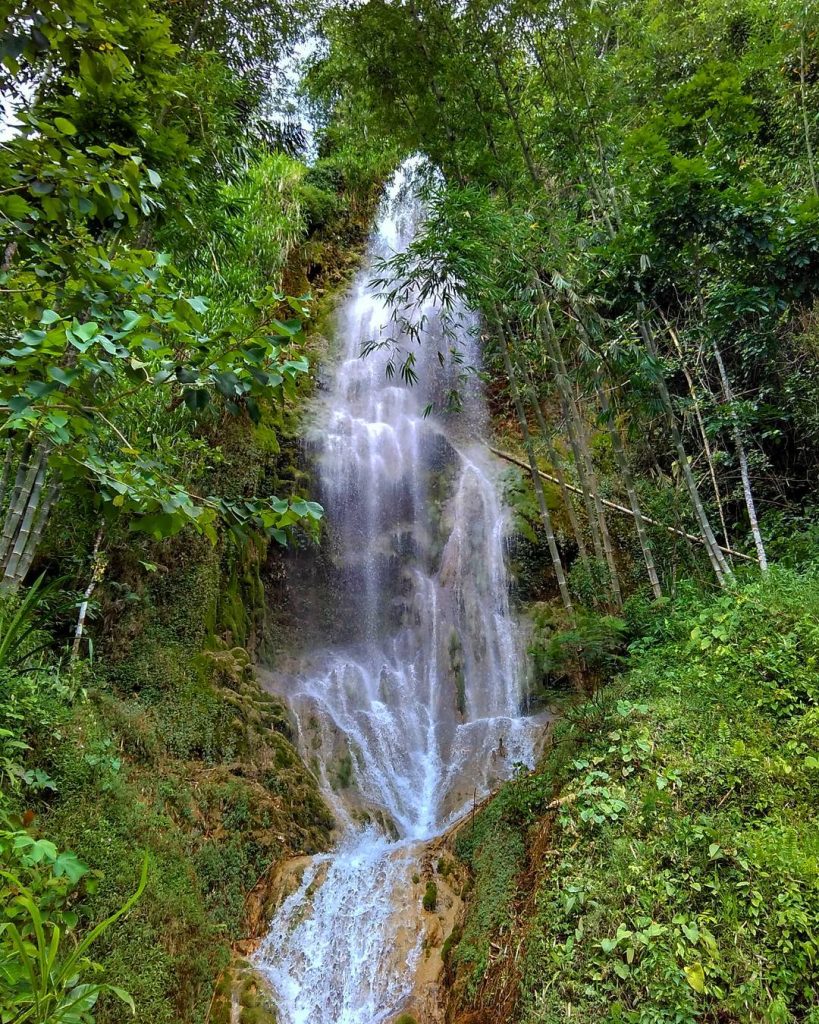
449;566;819;1024
10;551;333;1024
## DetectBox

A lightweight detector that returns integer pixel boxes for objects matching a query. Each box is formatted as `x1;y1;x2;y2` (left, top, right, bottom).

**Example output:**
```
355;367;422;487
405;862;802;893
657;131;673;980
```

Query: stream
254;162;542;1024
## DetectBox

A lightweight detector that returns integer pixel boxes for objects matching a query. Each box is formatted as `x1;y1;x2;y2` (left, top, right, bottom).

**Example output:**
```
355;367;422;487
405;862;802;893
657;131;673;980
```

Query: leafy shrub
529;604;628;691
453;567;819;1023
0;813;147;1024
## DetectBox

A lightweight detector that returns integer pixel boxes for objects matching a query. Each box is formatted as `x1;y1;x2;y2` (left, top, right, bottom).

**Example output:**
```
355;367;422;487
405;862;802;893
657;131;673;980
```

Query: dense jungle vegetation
2;0;819;1022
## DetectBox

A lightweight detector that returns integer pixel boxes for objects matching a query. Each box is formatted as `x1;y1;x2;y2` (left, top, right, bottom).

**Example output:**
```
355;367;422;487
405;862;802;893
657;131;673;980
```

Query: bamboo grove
307;0;819;613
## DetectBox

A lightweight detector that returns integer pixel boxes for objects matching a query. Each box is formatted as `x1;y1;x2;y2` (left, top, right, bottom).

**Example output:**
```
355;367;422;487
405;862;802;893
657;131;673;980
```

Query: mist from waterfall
254;160;541;1024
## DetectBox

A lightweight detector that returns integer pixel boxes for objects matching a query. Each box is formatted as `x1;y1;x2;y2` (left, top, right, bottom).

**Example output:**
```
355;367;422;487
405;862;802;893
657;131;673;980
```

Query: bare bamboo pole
72;527;106;660
710;338;768;572
487;445;754;562
800;10;819;197
560;299;663;599
637;322;733;584
533;296;607;568
593;379;663;599
663;321;733;559
535;288;622;606
492;312;574;616
502;317;591;567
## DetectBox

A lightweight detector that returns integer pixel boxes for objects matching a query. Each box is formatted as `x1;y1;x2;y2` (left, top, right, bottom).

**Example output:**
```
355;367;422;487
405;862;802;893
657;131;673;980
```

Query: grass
448;566;819;1024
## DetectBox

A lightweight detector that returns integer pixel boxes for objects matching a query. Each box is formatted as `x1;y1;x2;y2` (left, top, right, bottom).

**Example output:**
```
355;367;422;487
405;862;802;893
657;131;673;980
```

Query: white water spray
255;162;541;1024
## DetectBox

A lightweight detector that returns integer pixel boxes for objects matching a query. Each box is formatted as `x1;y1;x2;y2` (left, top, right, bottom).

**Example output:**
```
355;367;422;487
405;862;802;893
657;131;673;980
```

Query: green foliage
0;575;56;673
452;567;819;1022
422;881;438;913
1;0;325;561
0;847;147;1024
453;768;535;997
310;0;819;593
22;630;332;1023
529;605;628;692
0;0;382;1021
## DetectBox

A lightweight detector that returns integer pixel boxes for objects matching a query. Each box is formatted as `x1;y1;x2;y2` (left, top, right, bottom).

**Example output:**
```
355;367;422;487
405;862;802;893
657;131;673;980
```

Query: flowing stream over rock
254;163;541;1024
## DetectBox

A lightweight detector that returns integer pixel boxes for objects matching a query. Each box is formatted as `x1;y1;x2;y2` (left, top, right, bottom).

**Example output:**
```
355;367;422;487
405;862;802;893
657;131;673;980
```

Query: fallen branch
488;445;754;562
544;792;577;811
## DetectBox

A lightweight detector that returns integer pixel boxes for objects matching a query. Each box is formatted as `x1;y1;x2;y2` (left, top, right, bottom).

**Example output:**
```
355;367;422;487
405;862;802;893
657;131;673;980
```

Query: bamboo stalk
594;379;663;599
493;313;574;616
563;300;663;599
638;322;733;583
800;16;819;197
13;478;60;586
0;441;13;512
0;443;40;569
3;456;48;586
664;322;733;559
72;527;106;660
505;321;591;566
536;289;622;606
487;445;754;562
535;298;607;568
711;338;768;572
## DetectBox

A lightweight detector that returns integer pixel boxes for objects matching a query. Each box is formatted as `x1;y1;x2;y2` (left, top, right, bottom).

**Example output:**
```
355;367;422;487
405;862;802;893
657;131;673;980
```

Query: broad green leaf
109;985;136;1012
73;321;99;343
48;366;79;386
0;194;33;219
183;388;210;412
53;851;89;882
54;116;77;135
683;962;705;993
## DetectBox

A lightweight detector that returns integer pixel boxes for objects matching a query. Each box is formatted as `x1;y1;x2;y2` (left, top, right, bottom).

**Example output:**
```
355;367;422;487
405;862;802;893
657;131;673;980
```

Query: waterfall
254;161;541;1024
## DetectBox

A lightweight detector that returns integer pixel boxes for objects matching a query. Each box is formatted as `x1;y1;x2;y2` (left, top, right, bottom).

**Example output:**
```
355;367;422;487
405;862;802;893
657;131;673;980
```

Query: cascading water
254;162;542;1024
